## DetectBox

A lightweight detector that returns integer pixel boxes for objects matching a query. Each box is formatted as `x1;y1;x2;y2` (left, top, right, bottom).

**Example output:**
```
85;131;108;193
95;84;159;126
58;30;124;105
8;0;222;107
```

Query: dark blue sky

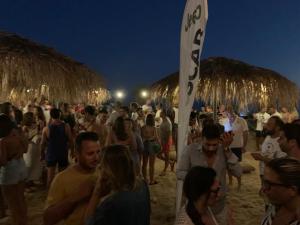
1;0;300;98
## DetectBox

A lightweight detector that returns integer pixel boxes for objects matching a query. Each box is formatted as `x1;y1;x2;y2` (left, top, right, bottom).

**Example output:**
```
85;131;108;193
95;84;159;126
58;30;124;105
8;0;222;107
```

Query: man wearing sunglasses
177;123;242;225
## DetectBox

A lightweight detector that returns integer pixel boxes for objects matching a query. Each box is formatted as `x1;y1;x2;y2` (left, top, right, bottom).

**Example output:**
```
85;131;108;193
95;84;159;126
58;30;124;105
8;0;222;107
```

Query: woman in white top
175;166;220;225
261;158;300;225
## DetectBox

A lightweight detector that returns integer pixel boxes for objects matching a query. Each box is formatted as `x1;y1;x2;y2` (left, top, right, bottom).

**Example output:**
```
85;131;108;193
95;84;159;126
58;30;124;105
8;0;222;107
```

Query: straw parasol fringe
0;31;110;104
151;57;299;110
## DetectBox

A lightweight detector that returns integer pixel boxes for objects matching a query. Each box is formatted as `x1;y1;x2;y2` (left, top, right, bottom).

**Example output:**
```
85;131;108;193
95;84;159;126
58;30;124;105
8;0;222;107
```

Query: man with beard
44;132;100;225
177;124;241;225
278;123;300;160
252;116;287;185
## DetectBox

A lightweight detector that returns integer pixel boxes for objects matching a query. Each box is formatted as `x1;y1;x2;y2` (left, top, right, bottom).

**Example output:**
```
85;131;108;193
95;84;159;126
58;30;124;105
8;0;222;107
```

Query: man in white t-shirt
130;102;139;121
251;116;286;185
253;107;270;151
225;109;249;161
225;107;249;188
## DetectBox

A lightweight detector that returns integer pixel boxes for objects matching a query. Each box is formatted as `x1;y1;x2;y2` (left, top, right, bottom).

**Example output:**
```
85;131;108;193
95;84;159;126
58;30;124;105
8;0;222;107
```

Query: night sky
1;0;300;100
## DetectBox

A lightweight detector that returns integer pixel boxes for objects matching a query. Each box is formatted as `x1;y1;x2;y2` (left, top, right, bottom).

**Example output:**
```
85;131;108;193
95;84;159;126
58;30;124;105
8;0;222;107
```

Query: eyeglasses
210;187;220;195
263;179;290;190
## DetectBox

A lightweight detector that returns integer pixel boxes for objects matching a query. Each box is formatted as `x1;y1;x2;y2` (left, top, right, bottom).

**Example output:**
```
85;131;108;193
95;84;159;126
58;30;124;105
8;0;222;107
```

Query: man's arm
44;177;94;225
44;195;82;225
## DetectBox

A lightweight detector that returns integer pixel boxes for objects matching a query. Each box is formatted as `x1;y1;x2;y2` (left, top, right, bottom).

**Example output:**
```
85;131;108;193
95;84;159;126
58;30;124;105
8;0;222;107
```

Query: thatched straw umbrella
151;57;299;110
0;31;110;105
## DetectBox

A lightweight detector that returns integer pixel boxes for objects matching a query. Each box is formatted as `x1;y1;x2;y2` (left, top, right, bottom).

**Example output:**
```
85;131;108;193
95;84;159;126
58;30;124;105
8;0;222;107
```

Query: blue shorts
143;140;160;155
0;158;27;185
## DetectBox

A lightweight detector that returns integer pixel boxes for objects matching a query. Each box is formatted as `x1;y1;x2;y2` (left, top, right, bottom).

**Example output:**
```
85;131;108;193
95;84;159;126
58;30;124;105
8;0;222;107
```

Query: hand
251;152;263;161
220;132;233;148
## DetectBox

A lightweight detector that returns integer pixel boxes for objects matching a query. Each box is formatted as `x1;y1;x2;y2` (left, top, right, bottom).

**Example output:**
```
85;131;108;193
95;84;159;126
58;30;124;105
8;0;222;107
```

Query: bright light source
115;90;125;99
26;89;30;93
140;90;149;98
95;90;99;94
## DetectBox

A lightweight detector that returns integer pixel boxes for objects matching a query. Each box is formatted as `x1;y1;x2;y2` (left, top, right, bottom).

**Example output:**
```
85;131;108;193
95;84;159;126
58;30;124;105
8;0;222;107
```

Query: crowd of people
0;99;300;225
0;99;178;225
176;105;300;225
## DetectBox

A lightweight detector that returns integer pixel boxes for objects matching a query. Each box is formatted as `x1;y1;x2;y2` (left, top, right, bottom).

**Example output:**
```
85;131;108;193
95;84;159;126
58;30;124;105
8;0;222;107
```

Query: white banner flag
176;0;208;214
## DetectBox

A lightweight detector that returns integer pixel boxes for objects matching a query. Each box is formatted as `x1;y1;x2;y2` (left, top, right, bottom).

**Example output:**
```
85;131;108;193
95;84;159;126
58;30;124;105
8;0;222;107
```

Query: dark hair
125;118;133;123
190;112;197;120
121;106;130;114
282;123;300;147
61;103;70;113
0;114;14;138
267;158;300;194
23;112;35;126
202;124;221;139
99;108;108;114
269;116;284;130
50;108;61;119
75;132;99;152
130;102;138;109
35;106;46;122
184;166;216;225
113;116;128;141
156;103;163;108
0;102;12;116
85;105;96;116
202;117;214;127
14;109;23;125
114;101;122;109
160;109;167;117
145;114;155;127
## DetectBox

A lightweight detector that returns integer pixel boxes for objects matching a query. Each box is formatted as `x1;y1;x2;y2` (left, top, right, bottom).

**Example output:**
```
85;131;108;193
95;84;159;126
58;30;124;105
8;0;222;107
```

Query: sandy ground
0;132;265;225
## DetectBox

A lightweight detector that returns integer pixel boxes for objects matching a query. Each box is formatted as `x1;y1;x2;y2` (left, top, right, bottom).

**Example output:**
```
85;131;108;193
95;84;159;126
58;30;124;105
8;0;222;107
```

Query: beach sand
0;133;264;225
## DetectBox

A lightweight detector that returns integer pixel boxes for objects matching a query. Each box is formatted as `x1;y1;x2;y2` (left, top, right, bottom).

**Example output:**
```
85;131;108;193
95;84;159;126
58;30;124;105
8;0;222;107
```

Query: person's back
47;121;68;159
88;180;150;225
142;125;156;141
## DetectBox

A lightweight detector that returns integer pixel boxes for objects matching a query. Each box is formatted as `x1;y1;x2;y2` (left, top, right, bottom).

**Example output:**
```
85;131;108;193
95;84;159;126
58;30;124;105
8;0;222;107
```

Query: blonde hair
100;145;136;192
